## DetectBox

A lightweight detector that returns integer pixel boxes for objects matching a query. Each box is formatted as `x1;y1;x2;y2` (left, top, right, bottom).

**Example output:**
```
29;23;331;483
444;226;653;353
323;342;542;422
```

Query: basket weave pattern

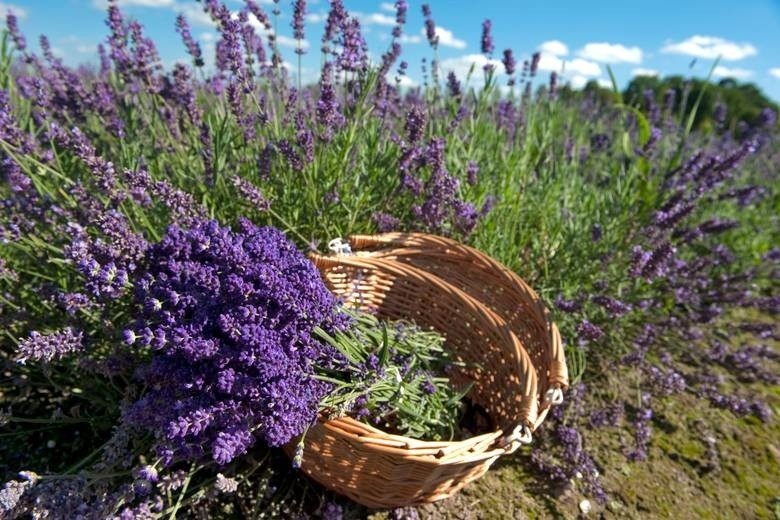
290;233;567;508
348;233;569;428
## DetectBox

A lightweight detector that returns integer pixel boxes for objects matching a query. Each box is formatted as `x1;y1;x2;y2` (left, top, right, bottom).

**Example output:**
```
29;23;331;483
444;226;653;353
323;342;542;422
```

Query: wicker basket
347;232;569;428
285;236;565;508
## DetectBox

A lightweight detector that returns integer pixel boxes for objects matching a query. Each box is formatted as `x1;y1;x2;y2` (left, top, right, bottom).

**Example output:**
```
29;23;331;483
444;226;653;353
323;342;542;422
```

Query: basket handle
496;423;533;453
348;233;437;250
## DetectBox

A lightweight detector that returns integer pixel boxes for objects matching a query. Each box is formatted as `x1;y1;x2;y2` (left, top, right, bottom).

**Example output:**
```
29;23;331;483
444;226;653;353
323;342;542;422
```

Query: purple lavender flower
246;0;272;30
591;295;632;318
175;14;204;67
373;212;400;232
404;105;426;143
529;52;541;77
322;0;347;51
422;4;438;48
466;161;479;186
446;71;462;98
555;294;582;313
16;328;84;364
480;20;494;56
502;48;516;79
577;319;604;344
627;394;653;461
758;107;776;127
5;11;27;54
322;501;344;520
291;0;306;54
123;219;348;464
394;0;407;28
336;17;367;72
232;175;270;211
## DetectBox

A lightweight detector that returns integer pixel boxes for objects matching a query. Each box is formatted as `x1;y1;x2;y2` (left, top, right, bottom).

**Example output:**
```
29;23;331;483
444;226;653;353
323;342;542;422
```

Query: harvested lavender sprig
314;310;469;442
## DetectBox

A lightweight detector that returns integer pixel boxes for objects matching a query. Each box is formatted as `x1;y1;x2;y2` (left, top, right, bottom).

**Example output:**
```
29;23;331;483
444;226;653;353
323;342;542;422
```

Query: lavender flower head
337;17;367;72
502;49;516;76
422;4;438;47
16;328;84;364
5;11;27;53
122;219;348;465
480;20;494;56
292;0;307;54
175;14;204;67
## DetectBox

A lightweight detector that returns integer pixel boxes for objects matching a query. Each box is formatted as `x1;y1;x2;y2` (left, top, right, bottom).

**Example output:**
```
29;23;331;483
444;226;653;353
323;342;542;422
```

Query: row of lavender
1;0;778;516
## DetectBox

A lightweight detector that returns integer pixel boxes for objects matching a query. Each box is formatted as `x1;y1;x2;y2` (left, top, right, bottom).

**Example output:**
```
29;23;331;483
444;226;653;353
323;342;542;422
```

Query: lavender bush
0;0;777;516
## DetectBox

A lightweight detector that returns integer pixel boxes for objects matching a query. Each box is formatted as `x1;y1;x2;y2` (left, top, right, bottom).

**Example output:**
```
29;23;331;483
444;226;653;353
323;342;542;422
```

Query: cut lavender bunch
314;310;468;442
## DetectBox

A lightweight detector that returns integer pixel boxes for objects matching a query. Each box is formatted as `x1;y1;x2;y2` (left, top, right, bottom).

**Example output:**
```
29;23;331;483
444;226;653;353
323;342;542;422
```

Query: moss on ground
362;380;779;519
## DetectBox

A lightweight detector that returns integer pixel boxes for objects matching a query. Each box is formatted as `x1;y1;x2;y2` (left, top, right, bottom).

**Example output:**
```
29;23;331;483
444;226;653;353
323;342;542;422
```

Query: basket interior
315;257;538;434
360;246;558;395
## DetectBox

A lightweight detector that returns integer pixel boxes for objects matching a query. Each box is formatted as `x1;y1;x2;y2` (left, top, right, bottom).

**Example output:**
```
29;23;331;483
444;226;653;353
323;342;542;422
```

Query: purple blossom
175;14;203;67
372;212;400;232
591;295;632;318
758;107;776;127
322;0;347;51
502;48;516;77
422;4;438;47
291;0;306;52
232;175;270;211
5;11;27;54
577;319;604;344
480;20;494;56
16;328;84;364
322;501;344;520
466;161;479;186
627;395;653;461
404;105;426;143
529;52;541;77
555;294;582;313
446;71;462;98
336;17;367;72
123;219;348;464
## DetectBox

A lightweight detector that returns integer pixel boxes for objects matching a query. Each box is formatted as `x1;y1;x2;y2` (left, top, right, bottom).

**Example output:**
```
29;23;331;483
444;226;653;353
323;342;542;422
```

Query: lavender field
0;0;778;518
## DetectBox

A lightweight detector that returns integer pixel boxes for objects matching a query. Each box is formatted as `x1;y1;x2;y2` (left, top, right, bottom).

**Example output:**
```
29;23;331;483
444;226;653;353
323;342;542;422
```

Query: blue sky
3;0;780;101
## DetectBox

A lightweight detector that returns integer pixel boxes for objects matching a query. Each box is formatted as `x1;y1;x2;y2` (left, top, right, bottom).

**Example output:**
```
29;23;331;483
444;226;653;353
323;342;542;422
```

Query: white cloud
0;2;26;18
712;65;753;79
199;32;216;42
538;40;568;57
177;3;216;26
306;12;324;23
537;53;601;77
393;75;418;88
380;2;395;12
771;68;780;79
439;54;503;81
632;67;659;77
568;76;612;89
422;26;467;49
275;34;310;50
400;33;423;44
357;12;396;26
569;75;588;88
60;35;97;55
661;35;757;61
92;0;175;8
597;78;613;88
577;42;642;64
241;12;309;49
